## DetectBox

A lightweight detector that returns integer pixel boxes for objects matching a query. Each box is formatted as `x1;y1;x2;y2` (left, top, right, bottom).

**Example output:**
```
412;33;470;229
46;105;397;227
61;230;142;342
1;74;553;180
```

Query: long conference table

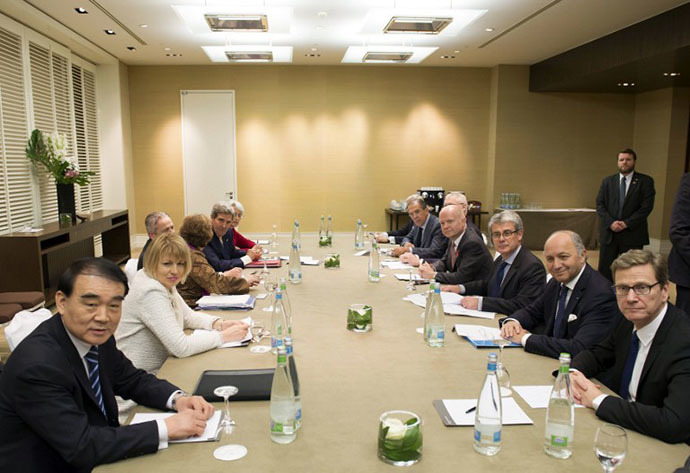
97;234;689;472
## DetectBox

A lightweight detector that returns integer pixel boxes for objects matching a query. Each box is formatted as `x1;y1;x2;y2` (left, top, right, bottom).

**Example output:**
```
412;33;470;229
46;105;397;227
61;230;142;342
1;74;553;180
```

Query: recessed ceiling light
204;14;268;32
164;47;171;51
139;24;148;28
364;51;414;63
127;46;136;51
317;11;327;18
226;51;273;62
384;17;452;34
453;50;460;53
166;53;182;57
304;53;321;58
104;29;116;35
663;72;681;77
441;55;456;59
485;27;494;32
74;7;88;14
617;82;636;87
311;47;318;52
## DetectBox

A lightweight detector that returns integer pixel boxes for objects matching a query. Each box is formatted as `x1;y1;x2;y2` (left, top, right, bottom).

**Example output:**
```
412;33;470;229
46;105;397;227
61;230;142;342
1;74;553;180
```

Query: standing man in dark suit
416;203;492;285
204;201;262;273
570;250;690;444
501;230;619;359
669;173;690;313
445;210;545;315
0;258;214;472
596;148;656;281
136;211;174;270
392;194;446;260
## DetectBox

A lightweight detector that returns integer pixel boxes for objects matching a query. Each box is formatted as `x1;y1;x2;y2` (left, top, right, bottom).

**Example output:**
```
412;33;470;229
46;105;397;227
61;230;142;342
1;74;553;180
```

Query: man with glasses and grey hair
500;230;619;359
137;211;175;270
443;210;545;315
569;249;690;444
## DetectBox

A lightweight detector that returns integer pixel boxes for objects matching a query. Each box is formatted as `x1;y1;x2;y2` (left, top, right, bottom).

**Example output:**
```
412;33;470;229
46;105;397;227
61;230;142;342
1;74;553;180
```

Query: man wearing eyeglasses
442;210;545;315
569;250;690;443
500;230;619;358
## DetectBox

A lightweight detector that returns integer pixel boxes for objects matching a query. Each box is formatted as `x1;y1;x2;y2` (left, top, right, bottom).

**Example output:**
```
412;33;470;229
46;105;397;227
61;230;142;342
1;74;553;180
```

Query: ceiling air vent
363;52;413;63
225;51;273;62
383;17;452;34
205;14;268;32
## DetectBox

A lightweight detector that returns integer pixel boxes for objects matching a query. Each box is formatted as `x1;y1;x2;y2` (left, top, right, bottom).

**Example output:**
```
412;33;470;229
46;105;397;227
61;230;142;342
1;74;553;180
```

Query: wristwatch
171;391;189;411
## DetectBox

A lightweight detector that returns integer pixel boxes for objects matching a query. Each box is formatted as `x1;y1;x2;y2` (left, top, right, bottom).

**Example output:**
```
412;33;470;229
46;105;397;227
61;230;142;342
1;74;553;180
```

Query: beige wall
129;65;491;233
632;87;689;242
489;65;635;214
128;64;660;237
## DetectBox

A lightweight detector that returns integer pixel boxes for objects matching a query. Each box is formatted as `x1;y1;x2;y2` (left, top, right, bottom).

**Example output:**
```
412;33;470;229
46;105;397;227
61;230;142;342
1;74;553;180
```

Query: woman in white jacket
116;232;247;418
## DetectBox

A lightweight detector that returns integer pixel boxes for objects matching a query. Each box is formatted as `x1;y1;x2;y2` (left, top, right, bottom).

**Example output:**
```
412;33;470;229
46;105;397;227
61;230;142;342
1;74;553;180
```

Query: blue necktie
490;260;508;297
619;331;640;401
553;284;568;337
618;176;626;219
85;345;107;417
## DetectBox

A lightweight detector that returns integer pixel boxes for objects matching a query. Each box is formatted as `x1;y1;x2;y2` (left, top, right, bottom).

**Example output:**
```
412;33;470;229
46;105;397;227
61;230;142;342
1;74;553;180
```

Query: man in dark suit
136;211;174;270
596;148;656;281
570;250;690;444
443;191;484;241
0;258;214;472
375;219;413;245
669;173;690;313
446;210;545;315
392;194;446;260
204;201;261;271
501;230;619;359
417;203;492;285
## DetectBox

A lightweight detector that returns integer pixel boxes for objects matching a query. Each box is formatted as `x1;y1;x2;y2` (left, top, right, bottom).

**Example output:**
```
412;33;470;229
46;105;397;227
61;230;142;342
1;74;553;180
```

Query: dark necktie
85;345;107;417
618;331;640;401
490;260;508;297
450;241;457;268
618;176;626;219
415;227;424;247
553;284;568;337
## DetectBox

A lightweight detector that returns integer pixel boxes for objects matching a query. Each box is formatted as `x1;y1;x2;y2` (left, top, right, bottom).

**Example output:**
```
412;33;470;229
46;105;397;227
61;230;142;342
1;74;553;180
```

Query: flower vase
56;183;76;225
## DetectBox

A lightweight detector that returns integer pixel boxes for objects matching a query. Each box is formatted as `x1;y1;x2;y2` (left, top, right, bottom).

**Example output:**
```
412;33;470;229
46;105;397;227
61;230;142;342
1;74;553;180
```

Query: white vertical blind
0;23;32;233
0;14;103;234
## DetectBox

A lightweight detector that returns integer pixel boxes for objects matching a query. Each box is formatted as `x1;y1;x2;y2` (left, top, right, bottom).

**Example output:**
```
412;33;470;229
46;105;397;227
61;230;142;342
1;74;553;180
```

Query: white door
180;90;237;216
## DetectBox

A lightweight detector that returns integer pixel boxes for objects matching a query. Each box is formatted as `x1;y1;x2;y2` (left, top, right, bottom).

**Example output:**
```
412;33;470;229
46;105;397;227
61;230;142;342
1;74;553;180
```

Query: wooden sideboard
0;210;130;301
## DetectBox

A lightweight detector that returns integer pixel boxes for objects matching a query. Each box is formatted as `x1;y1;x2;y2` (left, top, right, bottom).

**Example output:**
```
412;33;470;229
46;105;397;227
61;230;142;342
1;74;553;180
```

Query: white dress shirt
619;171;634;197
468;246;521;311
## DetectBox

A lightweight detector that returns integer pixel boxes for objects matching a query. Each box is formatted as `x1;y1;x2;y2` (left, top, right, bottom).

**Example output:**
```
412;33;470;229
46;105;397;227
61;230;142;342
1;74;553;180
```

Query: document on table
193;316;252;348
513;385;585;409
395;273;430;282
280;255;320;265
381;261;413;270
403;292;462;307
443;304;495;320
256;239;270;245
353;250;370;256
453;324;521;348
433;398;533;426
130;411;222;443
195;294;255;310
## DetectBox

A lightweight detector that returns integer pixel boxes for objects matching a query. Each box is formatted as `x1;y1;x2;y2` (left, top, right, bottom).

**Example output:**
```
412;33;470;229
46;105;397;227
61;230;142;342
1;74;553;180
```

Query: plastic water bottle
544;353;575;459
354;219;364;250
368;239;380;282
291;219;301;250
270;345;296;444
271;291;288;354
422;282;435;342
289;240;302;284
284;337;301;430
279;277;292;335
326;215;333;246
474;353;502;456
425;282;444;347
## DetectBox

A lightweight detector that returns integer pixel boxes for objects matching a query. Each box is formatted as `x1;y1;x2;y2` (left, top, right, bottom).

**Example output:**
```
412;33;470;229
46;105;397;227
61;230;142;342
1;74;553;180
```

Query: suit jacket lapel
499;250;522;293
563;265;589;323
544;279;560;334
638;306;675;388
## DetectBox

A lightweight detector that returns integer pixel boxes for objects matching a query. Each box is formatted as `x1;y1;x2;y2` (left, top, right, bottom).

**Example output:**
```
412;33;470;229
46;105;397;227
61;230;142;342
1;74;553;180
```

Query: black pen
465;406;476;414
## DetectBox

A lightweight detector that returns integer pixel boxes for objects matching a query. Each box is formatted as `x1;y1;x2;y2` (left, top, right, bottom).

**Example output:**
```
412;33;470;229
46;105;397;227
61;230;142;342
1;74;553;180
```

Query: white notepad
438;398;533;426
130;411;222;443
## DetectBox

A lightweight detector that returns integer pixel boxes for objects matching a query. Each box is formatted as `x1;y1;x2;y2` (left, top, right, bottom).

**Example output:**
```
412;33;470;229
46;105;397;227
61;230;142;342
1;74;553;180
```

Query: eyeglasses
611;282;660;296
491;229;518;240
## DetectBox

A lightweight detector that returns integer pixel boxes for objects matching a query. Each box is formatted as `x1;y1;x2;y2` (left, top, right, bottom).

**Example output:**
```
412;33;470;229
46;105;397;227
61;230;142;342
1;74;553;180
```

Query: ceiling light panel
383;17;453;35
202;45;293;63
361;8;486;36
225;51;273;62
205;14;268;32
342;46;437;64
172;5;291;36
363;51;414;63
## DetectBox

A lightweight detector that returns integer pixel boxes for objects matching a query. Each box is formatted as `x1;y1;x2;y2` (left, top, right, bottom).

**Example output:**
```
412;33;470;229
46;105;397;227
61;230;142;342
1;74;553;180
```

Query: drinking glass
347;304;372;332
250;321;271;354
262;273;278;312
594;424;627;472
378;410;423;466
213;385;247;461
406;268;416;292
493;338;512;396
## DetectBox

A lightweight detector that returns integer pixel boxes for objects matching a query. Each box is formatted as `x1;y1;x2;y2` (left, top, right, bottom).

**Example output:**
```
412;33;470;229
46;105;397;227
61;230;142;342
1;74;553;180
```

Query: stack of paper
381;261;413;270
513;385;585;409
433;398;533;426
453;324;521;348
130;411;223;443
402;293;495;319
192;316;252;348
280;255;320;265
196;294;256;310
394;273;429;282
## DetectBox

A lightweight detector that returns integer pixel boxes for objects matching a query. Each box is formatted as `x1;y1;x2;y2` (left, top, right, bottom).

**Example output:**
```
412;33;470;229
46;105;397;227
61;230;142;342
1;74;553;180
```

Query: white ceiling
3;0;688;67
